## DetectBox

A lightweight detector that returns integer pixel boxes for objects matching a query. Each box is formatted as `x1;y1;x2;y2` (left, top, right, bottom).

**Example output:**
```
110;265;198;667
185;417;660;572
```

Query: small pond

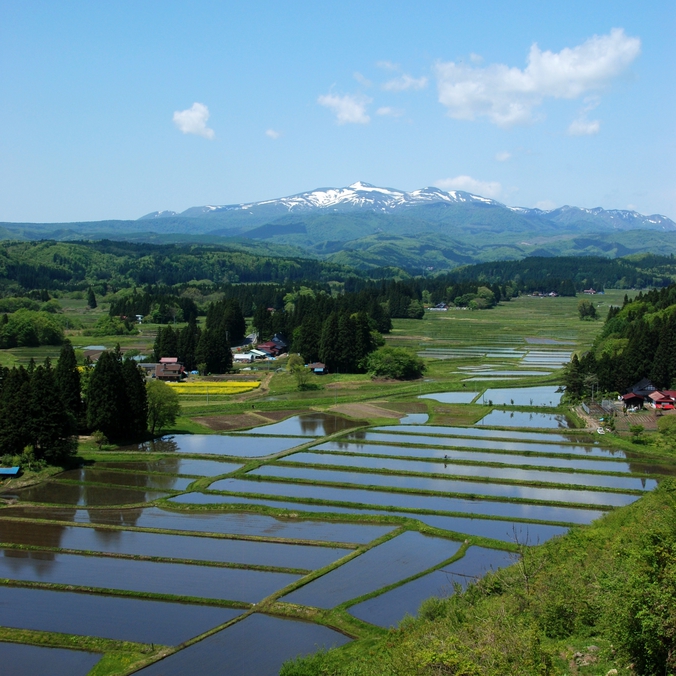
6;483;167;507
0;642;101;676
0;549;299;602
96;458;241;476
282;531;460;608
349;546;514;627
476;410;572;429
477;386;563;407
136;613;351;676
56;469;194;491
0;585;241;645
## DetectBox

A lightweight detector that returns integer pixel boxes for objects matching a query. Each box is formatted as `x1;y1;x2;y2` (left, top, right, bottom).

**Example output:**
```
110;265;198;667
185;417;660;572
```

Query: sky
0;0;674;222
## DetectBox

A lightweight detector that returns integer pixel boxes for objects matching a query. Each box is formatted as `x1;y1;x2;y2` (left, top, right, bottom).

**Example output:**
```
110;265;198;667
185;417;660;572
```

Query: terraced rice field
2;407;675;674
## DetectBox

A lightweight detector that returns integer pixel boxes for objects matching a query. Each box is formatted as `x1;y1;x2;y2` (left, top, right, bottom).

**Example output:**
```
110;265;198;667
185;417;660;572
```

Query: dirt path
330;402;402;419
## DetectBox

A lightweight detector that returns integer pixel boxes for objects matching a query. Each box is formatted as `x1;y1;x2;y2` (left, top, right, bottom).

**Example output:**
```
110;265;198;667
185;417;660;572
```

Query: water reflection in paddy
371;425;575;443
96;458;241;476
235;413;365;437
119;434;307;457
0;585;241;645
0;642;101;676
477;410;572;429
136;613;351;676
0;521;351;569
0;549;299;602
418;392;478;404
169;494;569;543
476;386;563;407
56;469;194;491
0;506;393;544
283;452;657;491
350;546;514;627
283;531;460;608
249;466;636;507
315;441;633;473
348;433;626;459
183;479;606;524
6;483;167;506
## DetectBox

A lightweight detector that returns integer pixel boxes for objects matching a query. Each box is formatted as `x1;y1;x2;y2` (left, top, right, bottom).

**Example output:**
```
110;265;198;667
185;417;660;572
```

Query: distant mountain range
2;182;676;272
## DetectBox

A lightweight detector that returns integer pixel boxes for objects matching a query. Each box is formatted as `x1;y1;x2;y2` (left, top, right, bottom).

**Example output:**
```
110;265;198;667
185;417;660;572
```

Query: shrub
365;347;425;380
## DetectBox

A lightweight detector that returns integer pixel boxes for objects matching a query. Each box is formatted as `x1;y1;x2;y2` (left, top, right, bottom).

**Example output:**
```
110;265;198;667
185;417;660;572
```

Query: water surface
349;546;514;627
477;410;572;429
249;465;635;507
0;521;351;569
0;506;392;544
368;426;574;443
136;613;351;676
236;413;364;437
283;453;656;491
0;643;101;676
182;479;606;524
418;392;478;404
56;468;194;491
283;531;460;608
0;549;299;602
96;458;241;476
8;483;167;506
476;386;563;407
0;585;241;644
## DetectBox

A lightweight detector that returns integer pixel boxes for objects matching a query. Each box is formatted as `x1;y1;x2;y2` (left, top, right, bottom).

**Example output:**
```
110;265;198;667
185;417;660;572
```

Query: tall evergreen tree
122;359;149;438
0;366;31;454
87;350;127;441
87;287;97;309
55;340;82;426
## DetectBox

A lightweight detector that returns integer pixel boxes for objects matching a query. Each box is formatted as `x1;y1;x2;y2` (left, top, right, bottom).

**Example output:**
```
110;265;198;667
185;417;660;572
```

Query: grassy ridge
280;480;676;676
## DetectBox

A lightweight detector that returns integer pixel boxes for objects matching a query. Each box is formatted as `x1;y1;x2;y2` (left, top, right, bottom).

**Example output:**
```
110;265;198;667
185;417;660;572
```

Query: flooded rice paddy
3;390;675;674
0;642;101;676
282;531;461;608
136;613;351;676
0;585;242;644
349;546;514;627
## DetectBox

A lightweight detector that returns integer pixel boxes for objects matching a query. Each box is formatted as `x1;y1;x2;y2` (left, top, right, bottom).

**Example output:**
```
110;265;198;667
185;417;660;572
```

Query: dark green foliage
54;341;82;425
578;299;598;320
205;298;246;344
0;309;64;347
195;327;232;374
109;287;198;324
153;325;179;361
86;348;148;441
87;286;97;308
366;347;426;380
177;321;201;371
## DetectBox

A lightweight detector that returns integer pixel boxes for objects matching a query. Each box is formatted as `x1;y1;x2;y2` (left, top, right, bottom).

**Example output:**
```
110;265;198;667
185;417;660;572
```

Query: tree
122;359;149;438
365;347;426;380
196;327;232;374
578;299;597;320
146;380;181;435
288;354;313;390
54;340;82;426
87;287;97;309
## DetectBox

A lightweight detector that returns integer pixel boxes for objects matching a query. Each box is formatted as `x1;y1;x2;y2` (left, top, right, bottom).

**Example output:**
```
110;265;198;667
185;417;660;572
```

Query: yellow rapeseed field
166;381;260;396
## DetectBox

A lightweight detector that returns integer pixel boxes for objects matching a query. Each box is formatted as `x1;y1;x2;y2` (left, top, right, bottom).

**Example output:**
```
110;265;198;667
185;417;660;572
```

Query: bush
365;347;425;380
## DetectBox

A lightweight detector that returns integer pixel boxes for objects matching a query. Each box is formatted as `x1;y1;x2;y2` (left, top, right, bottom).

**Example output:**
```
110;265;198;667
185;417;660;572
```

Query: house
307;362;327;374
271;334;288;351
249;348;270;360
583;288;597;295
649;391;676;409
234;353;255;363
628;378;657;398
621;392;645;409
155;360;185;381
257;341;284;357
428;303;448;311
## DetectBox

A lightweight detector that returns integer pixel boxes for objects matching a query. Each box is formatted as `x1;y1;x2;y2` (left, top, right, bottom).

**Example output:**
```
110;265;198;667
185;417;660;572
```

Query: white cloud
568;118;600;136
172;102;215;139
535;200;557;211
353;72;372;87
265;129;281;139
383;74;428;92
318;92;371;124
434;28;640;127
434;175;502;198
495;151;512;162
376;106;404;117
376;60;399;71
469;53;484;64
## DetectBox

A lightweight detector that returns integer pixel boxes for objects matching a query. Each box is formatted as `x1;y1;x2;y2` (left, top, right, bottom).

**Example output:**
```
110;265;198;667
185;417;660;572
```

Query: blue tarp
0;466;20;476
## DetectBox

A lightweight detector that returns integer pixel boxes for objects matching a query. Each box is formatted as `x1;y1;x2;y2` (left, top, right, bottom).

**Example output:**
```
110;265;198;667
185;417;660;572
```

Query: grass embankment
281;480;676;676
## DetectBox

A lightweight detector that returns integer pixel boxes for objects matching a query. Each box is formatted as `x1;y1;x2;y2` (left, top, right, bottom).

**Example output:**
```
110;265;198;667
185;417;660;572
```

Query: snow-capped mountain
141;182;503;219
139;182;676;232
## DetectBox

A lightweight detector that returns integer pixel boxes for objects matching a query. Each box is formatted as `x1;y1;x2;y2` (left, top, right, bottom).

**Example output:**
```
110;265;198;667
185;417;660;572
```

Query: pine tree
87;287;97;309
319;312;340;371
87;350;127;441
55;340;82;426
0;366;31;454
121;359;148;438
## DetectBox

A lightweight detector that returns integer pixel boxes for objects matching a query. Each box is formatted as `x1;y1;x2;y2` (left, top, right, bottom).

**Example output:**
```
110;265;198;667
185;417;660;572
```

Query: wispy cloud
535;200;557;210
568;96;601;136
376;106;404;117
172;102;215;139
383;74;428;92
353;72;372;87
376;60;399;71
495;151;512;162
318;92;371;124
435;28;640;127
434;175;502;198
265;129;281;139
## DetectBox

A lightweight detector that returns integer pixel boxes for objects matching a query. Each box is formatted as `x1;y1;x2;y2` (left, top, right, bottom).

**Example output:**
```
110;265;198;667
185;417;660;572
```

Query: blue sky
0;0;674;222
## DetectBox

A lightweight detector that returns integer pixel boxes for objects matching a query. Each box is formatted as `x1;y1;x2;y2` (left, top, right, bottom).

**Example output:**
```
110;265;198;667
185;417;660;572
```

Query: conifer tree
121;358;148;438
55;340;82;426
87;350;127;441
87;287;97;309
